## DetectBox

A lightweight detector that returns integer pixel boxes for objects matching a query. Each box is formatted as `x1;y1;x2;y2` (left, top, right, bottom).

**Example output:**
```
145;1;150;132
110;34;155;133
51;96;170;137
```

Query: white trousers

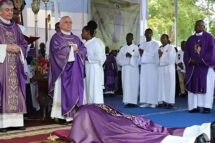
188;68;215;110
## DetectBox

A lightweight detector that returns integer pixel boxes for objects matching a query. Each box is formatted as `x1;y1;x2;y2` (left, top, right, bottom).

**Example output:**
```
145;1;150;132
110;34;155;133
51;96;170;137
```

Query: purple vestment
69;104;184;143
103;53;117;93
184;32;215;93
48;32;87;116
0;20;28;113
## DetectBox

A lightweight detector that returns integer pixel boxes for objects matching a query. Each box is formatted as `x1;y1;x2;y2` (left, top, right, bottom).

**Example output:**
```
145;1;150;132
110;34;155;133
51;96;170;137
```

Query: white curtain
91;0;140;50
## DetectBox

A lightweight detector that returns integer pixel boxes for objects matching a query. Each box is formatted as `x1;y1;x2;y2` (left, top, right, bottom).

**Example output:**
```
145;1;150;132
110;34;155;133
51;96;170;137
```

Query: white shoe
150;104;156;108
139;104;150;108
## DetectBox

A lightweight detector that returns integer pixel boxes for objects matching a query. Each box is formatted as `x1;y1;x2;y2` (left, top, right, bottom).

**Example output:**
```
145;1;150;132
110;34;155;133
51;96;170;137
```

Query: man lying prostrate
52;104;214;143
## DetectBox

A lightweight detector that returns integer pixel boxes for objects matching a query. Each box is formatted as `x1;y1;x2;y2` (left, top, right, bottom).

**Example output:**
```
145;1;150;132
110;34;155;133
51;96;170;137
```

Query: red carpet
0;124;71;143
0;133;50;143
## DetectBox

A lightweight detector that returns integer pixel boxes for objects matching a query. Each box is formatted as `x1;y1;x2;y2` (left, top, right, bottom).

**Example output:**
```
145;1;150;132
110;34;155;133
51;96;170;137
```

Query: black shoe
0;128;7;132
18;126;26;130
211;121;215;143
194;133;209;143
189;108;200;113
166;104;174;109
124;104;137;108
203;108;211;114
180;93;187;97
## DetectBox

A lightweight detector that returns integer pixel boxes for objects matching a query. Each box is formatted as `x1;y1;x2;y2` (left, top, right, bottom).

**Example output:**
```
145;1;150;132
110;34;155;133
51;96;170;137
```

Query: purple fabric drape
69;104;184;143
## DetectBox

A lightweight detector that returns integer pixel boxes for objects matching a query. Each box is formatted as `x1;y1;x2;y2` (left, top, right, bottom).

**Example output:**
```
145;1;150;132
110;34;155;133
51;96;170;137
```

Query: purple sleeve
75;36;87;63
48;34;70;96
183;37;191;67
16;25;28;57
202;34;215;67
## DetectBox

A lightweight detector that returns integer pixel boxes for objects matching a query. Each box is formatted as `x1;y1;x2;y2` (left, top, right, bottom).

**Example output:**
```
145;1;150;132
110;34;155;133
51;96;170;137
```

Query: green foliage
148;0;208;47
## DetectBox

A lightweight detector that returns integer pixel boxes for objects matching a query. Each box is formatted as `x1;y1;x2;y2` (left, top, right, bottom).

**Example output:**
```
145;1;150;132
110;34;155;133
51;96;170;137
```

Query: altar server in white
82;20;106;104
157;34;176;108
116;33;139;107
139;28;159;108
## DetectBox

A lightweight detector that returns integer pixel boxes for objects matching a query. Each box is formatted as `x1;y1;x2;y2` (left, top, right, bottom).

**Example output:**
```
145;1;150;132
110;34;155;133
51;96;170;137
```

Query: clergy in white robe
85;38;106;104
158;34;176;108
116;33;139;106
139;28;159;108
81;20;106;104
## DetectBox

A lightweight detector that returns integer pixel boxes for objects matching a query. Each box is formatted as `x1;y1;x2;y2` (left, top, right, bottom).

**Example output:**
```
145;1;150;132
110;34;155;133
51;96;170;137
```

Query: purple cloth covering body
69;104;184;143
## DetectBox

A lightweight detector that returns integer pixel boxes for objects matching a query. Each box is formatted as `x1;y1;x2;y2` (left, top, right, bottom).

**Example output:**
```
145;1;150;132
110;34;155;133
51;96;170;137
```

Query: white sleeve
0;44;7;63
161;135;196;143
87;40;106;66
20;48;25;63
116;48;129;66
68;47;75;62
159;46;176;66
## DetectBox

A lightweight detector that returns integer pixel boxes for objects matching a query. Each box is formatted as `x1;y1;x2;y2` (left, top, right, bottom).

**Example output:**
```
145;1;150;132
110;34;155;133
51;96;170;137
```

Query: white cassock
139;40;159;106
158;44;176;104
50;31;75;121
85;37;106;104
0;44;25;128
162;122;211;143
116;44;139;105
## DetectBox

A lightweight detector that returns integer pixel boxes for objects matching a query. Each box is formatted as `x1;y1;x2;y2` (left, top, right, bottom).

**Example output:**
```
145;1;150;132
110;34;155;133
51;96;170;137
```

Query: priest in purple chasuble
48;16;87;121
184;20;215;113
0;0;28;130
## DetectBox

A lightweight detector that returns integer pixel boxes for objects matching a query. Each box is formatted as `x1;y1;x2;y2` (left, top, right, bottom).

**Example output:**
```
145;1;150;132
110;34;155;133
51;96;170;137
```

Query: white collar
61;30;71;35
195;32;203;36
0;16;11;24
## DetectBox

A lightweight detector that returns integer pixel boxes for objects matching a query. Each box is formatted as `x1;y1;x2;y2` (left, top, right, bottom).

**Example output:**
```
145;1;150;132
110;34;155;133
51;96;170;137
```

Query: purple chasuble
0;20;28;113
48;32;87;117
184;31;215;93
69;104;184;143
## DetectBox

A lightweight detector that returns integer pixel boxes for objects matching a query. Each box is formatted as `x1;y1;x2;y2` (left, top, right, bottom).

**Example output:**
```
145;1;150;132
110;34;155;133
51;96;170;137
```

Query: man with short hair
49;16;87;122
139;28;159;108
0;0;28;131
184;20;215;113
116;33;139;107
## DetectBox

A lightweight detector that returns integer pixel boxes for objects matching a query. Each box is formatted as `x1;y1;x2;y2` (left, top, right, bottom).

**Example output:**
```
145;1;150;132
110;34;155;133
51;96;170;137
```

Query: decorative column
43;0;49;43
31;0;40;58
